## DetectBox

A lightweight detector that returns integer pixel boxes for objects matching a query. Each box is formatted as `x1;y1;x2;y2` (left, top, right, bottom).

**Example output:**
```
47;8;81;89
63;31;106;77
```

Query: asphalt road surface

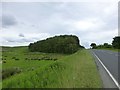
91;49;119;88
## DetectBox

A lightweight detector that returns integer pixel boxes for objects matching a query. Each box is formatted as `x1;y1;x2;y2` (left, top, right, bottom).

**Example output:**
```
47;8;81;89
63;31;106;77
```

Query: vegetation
90;36;120;51
2;46;101;88
94;43;112;49
96;48;120;52
112;36;120;49
90;43;97;49
29;35;84;54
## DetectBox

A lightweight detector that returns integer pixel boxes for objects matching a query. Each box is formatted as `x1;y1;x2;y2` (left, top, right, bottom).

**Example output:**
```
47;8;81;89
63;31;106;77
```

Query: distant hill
29;35;84;54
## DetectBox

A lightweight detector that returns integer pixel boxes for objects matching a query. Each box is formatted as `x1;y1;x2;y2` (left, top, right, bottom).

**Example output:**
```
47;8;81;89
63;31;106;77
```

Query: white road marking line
93;52;120;89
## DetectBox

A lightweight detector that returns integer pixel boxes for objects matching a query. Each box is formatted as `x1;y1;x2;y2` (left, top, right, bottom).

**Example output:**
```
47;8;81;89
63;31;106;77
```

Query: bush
15;58;19;60
3;60;6;63
2;67;22;79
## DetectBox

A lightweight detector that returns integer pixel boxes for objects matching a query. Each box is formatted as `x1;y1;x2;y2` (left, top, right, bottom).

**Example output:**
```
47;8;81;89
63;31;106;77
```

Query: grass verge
96;48;120;52
2;49;102;88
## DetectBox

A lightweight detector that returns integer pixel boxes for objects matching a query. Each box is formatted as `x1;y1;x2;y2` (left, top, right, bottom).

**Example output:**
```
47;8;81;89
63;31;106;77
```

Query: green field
2;46;102;88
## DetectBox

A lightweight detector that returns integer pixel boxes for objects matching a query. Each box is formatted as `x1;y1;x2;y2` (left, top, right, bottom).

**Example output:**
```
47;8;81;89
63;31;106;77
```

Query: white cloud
71;18;105;31
0;2;118;48
80;29;118;47
0;29;51;46
103;3;118;15
73;20;95;30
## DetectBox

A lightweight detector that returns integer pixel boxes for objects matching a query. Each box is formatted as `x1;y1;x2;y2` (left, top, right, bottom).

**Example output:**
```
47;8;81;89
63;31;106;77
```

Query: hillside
29;35;84;54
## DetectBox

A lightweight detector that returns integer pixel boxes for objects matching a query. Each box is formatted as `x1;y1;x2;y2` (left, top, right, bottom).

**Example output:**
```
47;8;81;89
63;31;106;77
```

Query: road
91;49;119;88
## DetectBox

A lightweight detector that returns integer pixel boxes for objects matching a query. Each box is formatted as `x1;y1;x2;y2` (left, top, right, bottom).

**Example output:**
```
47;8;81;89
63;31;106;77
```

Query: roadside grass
59;50;102;88
2;48;102;88
0;82;2;90
96;48;120;52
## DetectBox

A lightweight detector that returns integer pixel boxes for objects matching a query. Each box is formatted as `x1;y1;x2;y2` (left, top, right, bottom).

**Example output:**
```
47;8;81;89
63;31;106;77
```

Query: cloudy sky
0;0;119;48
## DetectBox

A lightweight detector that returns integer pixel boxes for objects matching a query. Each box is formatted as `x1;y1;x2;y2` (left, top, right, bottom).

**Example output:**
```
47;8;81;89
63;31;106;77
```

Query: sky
0;0;119;48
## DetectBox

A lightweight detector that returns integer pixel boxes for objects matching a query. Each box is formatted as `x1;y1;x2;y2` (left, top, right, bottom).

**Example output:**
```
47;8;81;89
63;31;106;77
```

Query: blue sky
0;0;118;48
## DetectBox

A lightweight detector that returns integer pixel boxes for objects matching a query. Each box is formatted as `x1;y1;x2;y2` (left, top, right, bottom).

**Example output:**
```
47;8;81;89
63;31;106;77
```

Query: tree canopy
90;43;96;49
90;43;112;49
112;36;120;49
28;35;84;54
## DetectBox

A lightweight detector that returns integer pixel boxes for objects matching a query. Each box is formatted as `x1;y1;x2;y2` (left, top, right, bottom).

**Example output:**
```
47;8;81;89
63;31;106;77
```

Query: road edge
92;51;120;89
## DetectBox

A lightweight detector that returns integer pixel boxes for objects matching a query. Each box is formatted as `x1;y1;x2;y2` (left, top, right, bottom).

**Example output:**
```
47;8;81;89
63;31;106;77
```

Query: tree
103;43;109;47
28;35;83;54
112;36;120;49
103;43;112;48
90;43;96;49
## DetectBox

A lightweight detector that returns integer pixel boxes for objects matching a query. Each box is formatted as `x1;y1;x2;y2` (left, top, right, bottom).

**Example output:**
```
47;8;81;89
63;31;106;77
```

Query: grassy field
2;46;102;88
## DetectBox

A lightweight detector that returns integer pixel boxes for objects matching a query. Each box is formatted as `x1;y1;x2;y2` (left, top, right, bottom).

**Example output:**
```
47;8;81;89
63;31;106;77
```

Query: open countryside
1;35;120;88
1;1;119;89
2;35;101;88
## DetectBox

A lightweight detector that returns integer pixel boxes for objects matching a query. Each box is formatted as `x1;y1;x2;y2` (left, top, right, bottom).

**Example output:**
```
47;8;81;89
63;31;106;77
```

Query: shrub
2;67;22;79
3;60;6;63
15;58;19;60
